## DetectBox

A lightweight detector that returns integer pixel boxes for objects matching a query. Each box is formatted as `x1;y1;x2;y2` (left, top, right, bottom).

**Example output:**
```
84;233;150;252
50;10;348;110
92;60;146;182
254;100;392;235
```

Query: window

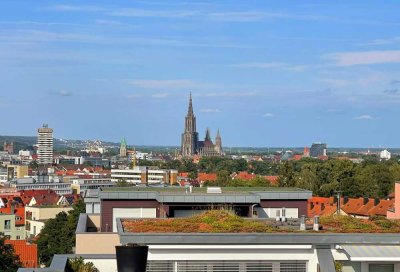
16;235;21;240
4;220;11;230
368;264;394;272
280;262;307;272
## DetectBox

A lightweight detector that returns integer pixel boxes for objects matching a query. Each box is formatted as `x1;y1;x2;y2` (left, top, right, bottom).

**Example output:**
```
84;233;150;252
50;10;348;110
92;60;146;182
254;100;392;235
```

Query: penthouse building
20;185;400;272
37;124;53;164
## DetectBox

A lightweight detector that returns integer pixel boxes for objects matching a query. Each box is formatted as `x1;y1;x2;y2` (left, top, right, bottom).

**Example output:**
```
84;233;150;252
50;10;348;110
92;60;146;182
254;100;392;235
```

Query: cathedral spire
187;92;194;116
205;128;211;141
216;129;221;139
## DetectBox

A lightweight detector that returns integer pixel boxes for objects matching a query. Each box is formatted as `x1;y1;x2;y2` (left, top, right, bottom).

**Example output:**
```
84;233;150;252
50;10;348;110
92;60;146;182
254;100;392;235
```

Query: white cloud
208;11;286;22
129;79;198;89
200;108;221;113
233;62;287;68
94;19;123;26
45;5;102;12
358;37;400;46
325;50;400;66
126;93;143;99
151;93;169;98
55;90;73;97
353;115;374;120
233;62;307;71
202;92;257;98
108;8;195;18
262;113;275;118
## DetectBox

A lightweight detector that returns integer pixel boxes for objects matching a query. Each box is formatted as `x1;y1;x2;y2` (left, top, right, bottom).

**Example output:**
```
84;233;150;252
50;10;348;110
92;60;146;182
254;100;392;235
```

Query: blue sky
1;1;400;147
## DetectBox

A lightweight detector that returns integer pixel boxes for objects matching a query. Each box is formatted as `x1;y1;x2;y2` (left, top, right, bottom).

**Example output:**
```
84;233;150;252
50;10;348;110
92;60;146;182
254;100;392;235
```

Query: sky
0;1;400;148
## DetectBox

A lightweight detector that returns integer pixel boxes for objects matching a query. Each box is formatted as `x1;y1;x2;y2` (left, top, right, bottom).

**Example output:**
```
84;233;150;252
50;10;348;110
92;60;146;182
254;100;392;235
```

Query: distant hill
0;135;120;151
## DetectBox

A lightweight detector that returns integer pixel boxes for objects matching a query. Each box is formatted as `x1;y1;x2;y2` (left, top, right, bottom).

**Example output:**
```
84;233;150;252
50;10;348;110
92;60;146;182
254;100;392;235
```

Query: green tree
278;161;297;187
188;171;198;180
0;234;21;272
116;178;131;187
67;257;99;272
36;200;86;266
216;170;230;186
29;160;39;170
82;161;93;167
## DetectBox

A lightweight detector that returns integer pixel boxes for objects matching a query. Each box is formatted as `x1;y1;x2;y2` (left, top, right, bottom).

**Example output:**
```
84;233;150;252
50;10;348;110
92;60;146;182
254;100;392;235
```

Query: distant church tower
215;129;222;155
120;138;127;157
181;93;198;157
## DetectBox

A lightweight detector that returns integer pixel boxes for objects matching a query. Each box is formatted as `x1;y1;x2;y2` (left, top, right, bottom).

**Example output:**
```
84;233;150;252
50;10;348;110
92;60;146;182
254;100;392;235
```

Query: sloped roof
5;240;38;268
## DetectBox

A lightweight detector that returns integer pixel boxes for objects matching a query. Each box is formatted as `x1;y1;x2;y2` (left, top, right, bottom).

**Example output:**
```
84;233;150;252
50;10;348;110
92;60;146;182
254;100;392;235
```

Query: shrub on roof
123;210;277;233
320;215;400;232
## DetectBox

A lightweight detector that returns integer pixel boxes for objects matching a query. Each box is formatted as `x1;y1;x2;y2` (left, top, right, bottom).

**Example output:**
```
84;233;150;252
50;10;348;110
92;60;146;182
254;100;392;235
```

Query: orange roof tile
5;240;38;268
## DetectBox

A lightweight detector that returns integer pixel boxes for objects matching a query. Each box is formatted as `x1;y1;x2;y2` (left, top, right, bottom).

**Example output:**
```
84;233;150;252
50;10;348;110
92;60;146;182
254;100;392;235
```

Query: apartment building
25;206;72;238
7;164;29;181
111;166;178;185
37;124;53;164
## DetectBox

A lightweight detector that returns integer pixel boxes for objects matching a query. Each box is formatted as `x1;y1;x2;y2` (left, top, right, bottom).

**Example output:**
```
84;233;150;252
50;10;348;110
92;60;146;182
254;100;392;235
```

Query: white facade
111;167;176;184
37;124;54;164
15;182;72;195
380;149;391;160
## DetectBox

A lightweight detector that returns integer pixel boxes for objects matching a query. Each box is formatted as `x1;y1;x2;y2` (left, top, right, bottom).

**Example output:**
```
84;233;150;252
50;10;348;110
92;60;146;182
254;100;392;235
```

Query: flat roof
118;231;400;245
99;187;312;203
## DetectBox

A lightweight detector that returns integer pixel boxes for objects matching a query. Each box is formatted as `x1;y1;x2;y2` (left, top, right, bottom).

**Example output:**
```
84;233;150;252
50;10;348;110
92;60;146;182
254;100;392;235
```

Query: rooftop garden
319;215;400;233
122;211;400;234
123;210;278;233
103;186;308;193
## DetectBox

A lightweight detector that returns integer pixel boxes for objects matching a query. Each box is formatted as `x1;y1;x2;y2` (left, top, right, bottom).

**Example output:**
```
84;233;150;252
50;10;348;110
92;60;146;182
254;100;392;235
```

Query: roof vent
207;187;222;194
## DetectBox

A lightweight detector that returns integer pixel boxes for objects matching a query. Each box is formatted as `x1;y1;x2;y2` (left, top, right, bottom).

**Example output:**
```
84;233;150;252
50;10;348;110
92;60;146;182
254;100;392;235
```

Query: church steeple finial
187;92;194;116
205;128;211;141
216;129;221;139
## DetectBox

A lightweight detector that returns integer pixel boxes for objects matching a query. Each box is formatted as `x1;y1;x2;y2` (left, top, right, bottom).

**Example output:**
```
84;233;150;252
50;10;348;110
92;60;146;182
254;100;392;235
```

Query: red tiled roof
368;199;395;216
0;206;25;226
308;196;395;218
179;172;189;178
341;198;364;215
198;173;217;182
5;240;38;268
265;176;279;185
292;154;303;161
234;171;256;180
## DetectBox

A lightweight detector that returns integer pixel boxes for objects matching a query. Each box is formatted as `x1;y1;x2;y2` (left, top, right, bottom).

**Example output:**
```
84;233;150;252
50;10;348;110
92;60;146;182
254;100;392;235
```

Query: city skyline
1;1;400;147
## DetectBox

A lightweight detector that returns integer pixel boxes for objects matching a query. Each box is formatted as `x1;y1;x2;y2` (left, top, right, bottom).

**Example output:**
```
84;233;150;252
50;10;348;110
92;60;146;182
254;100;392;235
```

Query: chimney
300;215;306;231
374;198;380;206
321;203;325;211
333;196;338;203
344;196;349;204
363;197;369;205
11;201;15;214
313;216;319;231
275;210;281;221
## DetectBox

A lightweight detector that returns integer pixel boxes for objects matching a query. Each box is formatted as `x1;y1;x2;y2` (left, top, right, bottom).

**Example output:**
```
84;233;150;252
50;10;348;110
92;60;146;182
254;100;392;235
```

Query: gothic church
181;93;222;157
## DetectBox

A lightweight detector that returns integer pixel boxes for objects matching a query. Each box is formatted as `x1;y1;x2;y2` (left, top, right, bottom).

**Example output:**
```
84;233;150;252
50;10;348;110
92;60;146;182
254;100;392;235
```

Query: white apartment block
37;124;53;164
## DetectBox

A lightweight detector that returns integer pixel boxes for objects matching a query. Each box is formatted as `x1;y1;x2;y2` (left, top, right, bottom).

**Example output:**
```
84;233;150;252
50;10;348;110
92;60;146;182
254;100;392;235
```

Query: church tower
215;129;222;155
120;138;127;157
181;93;198;157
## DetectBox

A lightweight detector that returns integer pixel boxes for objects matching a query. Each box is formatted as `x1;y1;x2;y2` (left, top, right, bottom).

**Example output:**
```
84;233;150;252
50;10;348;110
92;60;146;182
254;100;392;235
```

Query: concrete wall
75;233;120;254
26;206;72;221
387;182;400;219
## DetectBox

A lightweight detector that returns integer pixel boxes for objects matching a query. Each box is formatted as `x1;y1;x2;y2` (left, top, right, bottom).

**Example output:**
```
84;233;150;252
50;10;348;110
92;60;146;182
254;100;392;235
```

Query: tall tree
278;161;297;187
36;200;86;267
0;235;21;272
